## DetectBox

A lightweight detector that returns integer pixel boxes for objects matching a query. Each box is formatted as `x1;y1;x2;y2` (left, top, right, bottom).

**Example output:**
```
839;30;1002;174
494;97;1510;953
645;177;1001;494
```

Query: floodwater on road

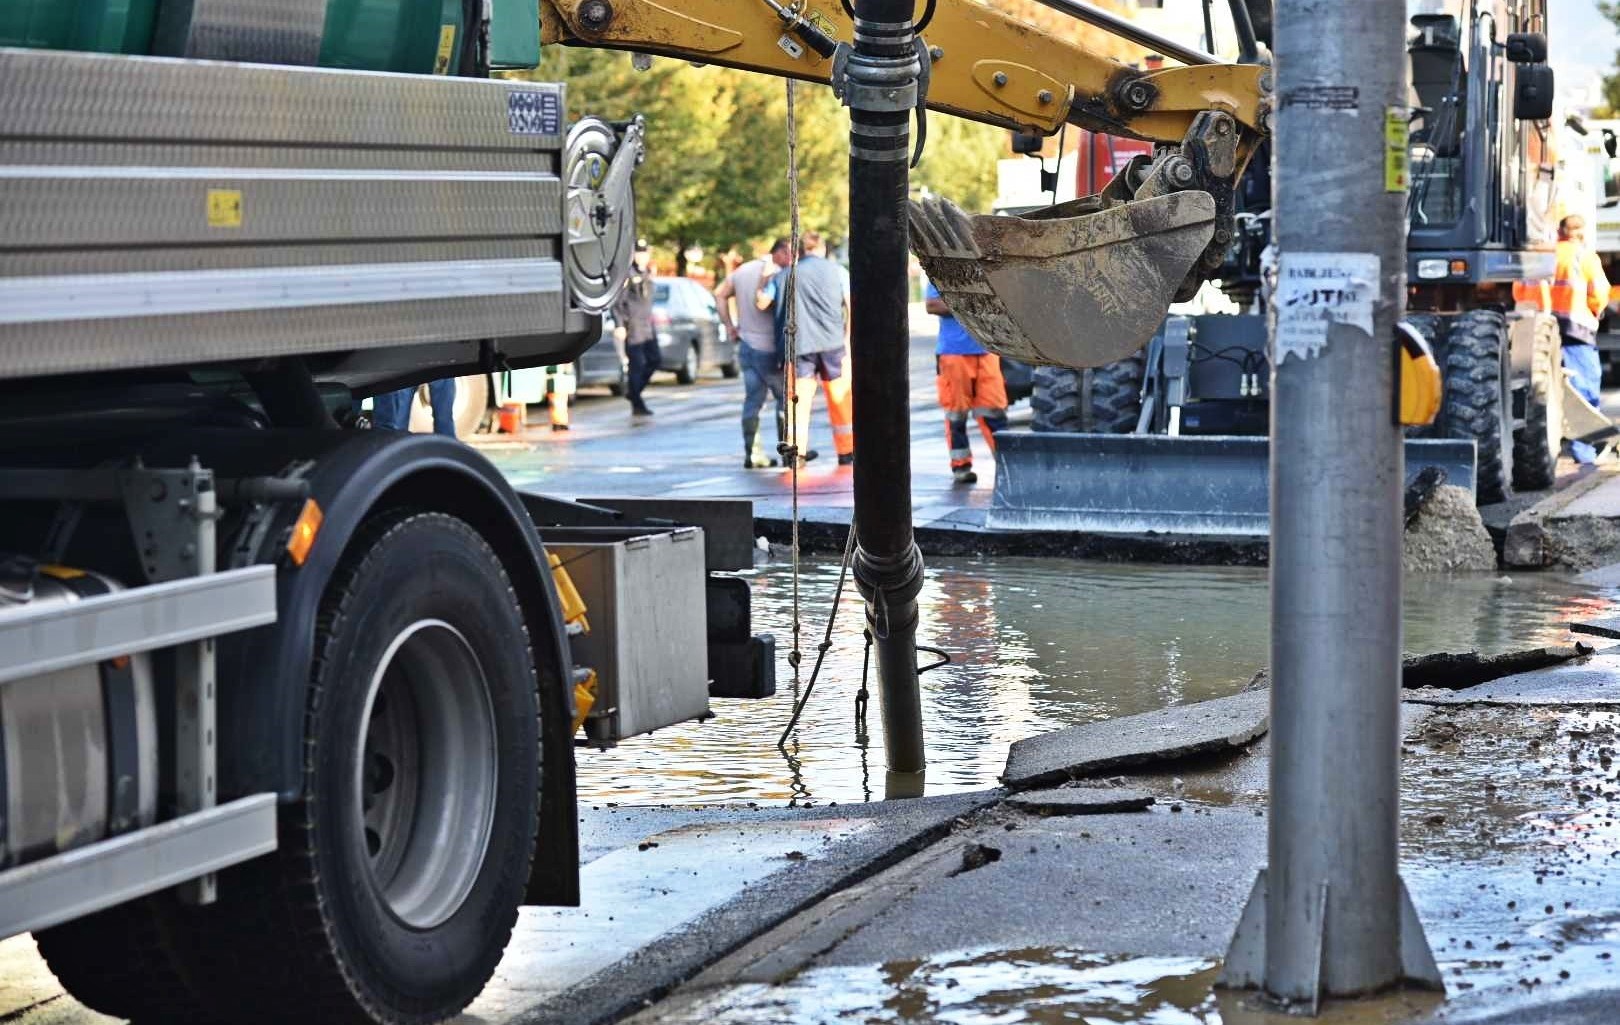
576;556;1620;807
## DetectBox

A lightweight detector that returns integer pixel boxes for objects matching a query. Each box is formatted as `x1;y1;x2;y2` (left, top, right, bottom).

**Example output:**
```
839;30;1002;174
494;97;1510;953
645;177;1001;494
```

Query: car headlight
1416;259;1449;280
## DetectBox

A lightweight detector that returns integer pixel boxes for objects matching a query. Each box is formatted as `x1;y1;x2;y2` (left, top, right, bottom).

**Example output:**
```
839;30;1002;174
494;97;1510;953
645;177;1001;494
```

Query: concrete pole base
1217;869;1444;1014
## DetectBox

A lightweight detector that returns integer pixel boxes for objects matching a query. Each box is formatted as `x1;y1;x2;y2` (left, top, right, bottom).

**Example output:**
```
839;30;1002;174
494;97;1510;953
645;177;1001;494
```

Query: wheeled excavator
0;3;1289;1024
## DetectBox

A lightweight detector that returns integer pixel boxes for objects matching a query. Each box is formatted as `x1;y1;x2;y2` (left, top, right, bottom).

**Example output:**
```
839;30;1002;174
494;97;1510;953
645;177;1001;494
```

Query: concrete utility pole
1218;0;1442;1008
845;0;926;796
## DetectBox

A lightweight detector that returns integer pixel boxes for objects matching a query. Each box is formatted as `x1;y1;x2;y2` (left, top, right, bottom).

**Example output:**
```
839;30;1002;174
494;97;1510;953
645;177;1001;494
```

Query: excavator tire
1512;313;1563;492
1031;354;1145;434
1087;352;1146;434
1031;366;1083;433
1439;309;1513;505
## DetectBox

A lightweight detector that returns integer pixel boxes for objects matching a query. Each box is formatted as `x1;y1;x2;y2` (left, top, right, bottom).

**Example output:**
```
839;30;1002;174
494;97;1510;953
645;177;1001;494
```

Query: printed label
434;25;457;75
777;34;806;59
1275;253;1380;363
1282;85;1359;113
1385;107;1409;192
206;189;243;229
508;87;563;136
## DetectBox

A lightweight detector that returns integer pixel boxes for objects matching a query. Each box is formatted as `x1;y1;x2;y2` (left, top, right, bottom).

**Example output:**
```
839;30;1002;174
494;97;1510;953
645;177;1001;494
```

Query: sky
1552;0;1618;105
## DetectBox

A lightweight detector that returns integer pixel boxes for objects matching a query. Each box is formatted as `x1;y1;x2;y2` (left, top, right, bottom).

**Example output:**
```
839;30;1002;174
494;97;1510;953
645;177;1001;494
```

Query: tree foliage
1602;2;1620;116
515;0;1149;264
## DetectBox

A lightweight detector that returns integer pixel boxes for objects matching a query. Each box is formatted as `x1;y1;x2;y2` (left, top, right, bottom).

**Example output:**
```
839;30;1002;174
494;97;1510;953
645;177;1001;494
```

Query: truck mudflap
987;433;1478;538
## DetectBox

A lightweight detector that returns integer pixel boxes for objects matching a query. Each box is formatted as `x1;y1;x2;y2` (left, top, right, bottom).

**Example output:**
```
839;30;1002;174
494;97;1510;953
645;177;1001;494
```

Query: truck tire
1087;352;1146;434
48;511;544;1025
1030;365;1082;433
1439;309;1513;505
1512;313;1563;492
35;900;209;1022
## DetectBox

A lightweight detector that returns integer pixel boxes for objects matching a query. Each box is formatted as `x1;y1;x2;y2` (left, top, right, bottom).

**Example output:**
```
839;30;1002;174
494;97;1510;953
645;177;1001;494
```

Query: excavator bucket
908;190;1217;370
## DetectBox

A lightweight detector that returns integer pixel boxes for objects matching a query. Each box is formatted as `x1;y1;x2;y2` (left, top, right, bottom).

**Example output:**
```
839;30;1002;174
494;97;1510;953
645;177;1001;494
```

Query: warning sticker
434;25;457;75
1281;85;1359;113
207;189;242;229
1385;107;1409;192
1275;253;1380;363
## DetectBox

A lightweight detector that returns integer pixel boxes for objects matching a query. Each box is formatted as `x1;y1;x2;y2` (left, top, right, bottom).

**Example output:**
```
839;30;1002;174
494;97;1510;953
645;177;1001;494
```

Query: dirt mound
1404;484;1497;572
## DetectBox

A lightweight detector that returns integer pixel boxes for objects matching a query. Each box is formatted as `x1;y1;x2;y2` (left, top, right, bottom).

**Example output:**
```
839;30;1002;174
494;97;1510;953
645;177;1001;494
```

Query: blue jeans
740;344;785;425
374;379;456;437
1563;341;1602;464
626;340;658;409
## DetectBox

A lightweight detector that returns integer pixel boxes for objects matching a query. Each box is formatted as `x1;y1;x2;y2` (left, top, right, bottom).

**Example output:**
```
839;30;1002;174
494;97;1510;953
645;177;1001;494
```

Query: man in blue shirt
925;280;1008;484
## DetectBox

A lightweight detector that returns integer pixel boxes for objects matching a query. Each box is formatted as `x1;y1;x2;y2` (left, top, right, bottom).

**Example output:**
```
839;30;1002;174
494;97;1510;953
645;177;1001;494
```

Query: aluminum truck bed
0;47;593;391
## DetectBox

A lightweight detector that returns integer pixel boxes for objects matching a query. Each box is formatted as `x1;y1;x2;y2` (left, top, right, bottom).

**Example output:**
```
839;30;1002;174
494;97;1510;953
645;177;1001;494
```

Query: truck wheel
1440;309;1513;505
150;511;538;1025
1087;352;1146;434
39;511;541;1025
1031;366;1083;432
675;342;699;385
1512;314;1563;492
35;899;209;1022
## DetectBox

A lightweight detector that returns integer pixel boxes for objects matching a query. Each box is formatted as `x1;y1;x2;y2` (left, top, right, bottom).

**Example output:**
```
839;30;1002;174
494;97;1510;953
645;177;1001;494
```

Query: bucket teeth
909;192;1218;370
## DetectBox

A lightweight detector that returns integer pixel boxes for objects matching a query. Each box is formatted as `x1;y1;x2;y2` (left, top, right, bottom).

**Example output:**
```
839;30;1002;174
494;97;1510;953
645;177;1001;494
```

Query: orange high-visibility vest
1549;239;1611;335
1513;278;1553;310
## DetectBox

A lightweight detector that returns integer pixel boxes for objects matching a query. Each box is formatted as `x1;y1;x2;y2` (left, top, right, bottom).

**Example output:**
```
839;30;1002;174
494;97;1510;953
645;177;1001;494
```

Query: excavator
0;3;1291;1025
543;0;1274;367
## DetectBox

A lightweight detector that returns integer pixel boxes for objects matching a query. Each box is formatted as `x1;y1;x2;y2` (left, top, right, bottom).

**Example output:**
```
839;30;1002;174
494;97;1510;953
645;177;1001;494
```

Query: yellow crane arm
539;0;1267;144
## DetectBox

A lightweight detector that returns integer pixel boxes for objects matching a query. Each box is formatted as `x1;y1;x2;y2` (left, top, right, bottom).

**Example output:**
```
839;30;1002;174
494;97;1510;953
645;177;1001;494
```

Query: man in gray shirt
717;238;789;468
757;231;853;466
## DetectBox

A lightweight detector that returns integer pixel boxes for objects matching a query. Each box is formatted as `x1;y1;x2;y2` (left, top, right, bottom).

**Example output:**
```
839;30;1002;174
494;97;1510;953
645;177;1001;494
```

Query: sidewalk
624;644;1620;1025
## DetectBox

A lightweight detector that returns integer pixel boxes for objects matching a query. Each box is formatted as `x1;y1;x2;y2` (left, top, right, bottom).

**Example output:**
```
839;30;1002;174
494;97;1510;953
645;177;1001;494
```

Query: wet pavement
7;327;1620;1023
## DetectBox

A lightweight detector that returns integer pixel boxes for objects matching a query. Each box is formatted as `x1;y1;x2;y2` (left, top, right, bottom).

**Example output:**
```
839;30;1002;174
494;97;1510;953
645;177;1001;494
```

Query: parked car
576;311;627;395
654;276;739;383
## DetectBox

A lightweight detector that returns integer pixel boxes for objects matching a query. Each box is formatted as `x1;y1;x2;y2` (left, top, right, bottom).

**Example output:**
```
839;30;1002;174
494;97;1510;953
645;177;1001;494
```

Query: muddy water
576;557;1620;806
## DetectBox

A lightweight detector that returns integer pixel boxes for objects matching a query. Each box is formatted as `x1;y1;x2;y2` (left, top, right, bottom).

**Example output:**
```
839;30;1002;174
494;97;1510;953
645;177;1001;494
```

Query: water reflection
577;558;1620;806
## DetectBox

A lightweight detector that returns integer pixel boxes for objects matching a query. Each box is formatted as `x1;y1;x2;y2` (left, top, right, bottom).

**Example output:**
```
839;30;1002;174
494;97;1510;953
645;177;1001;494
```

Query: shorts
793;349;846;381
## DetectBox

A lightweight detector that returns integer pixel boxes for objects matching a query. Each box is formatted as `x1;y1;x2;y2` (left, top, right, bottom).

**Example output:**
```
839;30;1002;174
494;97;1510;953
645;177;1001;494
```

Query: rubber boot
743;417;776;469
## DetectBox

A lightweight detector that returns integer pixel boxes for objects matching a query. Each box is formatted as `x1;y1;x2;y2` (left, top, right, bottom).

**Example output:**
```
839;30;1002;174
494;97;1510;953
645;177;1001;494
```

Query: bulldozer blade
908;191;1216;370
987;433;1478;538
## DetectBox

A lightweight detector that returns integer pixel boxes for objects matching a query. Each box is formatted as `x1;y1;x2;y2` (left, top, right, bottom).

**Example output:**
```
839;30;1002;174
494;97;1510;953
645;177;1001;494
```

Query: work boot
837;453;855;467
742;417;776;469
953;466;978;485
631;402;653;417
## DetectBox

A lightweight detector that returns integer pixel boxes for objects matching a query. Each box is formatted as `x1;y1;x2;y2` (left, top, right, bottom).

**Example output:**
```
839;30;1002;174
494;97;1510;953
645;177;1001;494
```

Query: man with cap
613;239;658;418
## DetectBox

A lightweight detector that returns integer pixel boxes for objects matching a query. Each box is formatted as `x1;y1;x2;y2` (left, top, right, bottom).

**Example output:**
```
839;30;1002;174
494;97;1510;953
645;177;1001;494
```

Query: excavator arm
541;0;1274;369
540;0;1266;143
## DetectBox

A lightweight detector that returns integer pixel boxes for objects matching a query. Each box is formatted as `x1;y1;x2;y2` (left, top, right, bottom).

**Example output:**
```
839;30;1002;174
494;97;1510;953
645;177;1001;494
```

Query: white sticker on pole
1274;253;1380;363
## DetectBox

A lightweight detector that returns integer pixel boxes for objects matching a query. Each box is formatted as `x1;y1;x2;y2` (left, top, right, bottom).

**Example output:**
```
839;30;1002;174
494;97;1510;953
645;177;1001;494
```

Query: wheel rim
356;620;498;930
685;344;699;380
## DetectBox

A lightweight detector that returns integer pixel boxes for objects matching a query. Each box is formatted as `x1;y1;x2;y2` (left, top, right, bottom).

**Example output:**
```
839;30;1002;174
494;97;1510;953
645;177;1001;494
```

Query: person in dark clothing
613;239;658;417
372;378;456;437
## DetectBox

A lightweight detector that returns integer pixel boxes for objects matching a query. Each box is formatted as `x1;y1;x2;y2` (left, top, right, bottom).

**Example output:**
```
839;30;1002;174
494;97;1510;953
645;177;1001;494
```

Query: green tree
1600;3;1620;116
